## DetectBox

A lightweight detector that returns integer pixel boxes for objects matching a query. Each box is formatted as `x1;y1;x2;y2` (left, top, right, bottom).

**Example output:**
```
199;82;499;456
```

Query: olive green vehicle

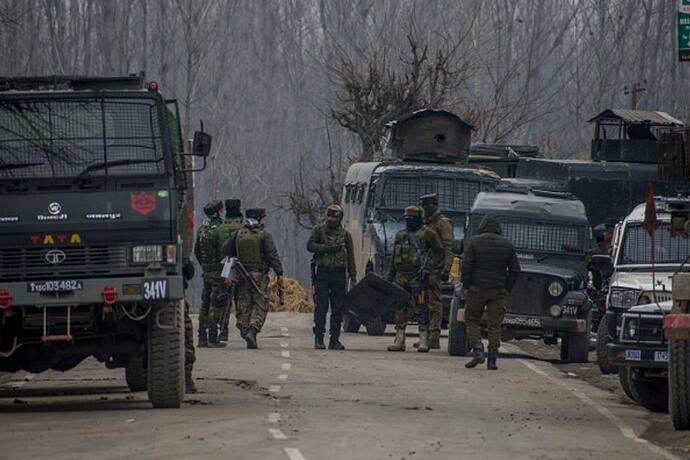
0;75;210;408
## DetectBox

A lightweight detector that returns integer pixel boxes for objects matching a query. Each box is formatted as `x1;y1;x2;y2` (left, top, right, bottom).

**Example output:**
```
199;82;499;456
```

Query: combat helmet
203;200;223;217
326;204;344;218
404;205;424;218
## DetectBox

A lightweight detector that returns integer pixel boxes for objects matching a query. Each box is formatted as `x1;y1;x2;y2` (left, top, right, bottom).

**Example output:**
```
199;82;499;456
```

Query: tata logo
44;249;66;265
29;233;83;245
48;202;62;215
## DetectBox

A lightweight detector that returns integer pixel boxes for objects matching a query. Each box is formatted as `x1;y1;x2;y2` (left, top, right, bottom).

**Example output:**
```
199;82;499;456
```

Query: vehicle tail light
147;81;159;91
165;244;176;264
0;289;12;309
102;286;118;305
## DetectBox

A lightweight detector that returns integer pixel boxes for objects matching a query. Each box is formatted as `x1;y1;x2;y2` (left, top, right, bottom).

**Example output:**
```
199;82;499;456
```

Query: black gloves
441;271;450;283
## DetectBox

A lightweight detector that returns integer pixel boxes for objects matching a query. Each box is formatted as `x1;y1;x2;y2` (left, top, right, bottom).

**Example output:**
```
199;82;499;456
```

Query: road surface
0;313;684;460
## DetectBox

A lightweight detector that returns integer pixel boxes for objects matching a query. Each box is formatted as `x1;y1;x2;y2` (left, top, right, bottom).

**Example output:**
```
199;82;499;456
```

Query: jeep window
378;175;486;212
620;223;690;265
0;98;166;179
471;216;588;254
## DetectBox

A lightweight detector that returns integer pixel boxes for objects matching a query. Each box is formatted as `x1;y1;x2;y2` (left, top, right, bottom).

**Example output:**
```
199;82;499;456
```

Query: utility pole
623;81;647;110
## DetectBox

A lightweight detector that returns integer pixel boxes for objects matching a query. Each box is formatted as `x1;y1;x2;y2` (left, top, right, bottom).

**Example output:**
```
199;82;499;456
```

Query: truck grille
0;246;129;281
620;313;665;344
507;274;547;316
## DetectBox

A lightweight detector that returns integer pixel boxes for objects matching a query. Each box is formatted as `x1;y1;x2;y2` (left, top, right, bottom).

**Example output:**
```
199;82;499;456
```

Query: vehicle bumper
0;275;184;307
607;342;668;368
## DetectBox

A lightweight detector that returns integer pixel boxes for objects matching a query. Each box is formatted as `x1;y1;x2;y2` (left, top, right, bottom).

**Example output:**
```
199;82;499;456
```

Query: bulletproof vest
198;222;222;272
235;227;265;271
392;228;426;273
314;225;348;269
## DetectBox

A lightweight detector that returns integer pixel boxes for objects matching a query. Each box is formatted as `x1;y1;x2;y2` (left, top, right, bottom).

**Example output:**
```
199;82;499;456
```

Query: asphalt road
0;313;684;460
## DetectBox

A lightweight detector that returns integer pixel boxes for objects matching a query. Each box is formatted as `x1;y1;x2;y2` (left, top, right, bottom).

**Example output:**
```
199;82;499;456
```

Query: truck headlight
165;244;176;264
637;294;652;305
132;245;163;264
626;318;638;340
609;288;639;309
548;280;564;297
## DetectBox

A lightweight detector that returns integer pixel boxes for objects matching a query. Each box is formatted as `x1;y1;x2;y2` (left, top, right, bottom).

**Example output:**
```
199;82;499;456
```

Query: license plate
625;349;642;361
654;351;669;362
562;305;579;316
143;279;169;301
28;280;83;293
503;315;542;328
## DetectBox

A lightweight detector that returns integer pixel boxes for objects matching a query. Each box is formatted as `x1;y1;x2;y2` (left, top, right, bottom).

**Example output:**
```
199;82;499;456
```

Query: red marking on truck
130;192;157;215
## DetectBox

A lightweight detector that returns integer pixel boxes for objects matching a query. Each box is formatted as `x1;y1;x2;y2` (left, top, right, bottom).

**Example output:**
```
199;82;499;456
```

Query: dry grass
267;274;314;313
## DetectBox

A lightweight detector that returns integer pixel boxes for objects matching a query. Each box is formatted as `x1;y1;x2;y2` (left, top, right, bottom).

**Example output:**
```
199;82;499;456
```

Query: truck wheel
670;338;690;429
342;314;361;333
125;355;147;392
628;368;669;413
147;300;184;408
596;315;617;374
448;296;468;356
618;367;636;402
365;316;386;336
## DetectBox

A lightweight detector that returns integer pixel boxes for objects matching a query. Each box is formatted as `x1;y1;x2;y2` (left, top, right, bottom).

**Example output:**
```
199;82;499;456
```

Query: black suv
448;188;594;362
0;75;209;408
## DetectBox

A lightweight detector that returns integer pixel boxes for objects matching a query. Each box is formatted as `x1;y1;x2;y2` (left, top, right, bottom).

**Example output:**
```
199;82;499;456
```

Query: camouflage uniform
219;199;245;342
182;259;197;393
193;201;224;347
387;206;444;353
421;194;454;349
222;217;283;349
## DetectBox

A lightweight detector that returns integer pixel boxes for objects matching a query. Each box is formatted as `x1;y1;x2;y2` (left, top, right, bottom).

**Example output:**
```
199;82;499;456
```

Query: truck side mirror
590;254;613;274
192;131;212;157
453;239;464;256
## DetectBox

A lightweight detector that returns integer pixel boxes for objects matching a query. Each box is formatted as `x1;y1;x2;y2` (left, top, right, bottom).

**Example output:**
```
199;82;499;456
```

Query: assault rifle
222;257;267;299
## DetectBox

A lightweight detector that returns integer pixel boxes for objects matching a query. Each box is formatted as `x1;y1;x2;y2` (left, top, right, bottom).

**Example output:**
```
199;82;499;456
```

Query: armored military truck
0;75;210;408
447;187;594;362
341;109;500;335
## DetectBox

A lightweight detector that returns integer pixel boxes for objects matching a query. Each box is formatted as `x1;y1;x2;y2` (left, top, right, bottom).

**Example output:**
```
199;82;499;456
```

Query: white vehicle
597;197;690;373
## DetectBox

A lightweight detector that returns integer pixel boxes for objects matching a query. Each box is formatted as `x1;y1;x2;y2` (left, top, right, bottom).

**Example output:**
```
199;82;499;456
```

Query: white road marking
281;350;291;358
280;342;289;348
269;385;281;393
281;332;290;337
520;359;678;460
282;363;292;371
284;448;306;460
268;412;281;423
268;428;287;440
278;374;288;381
281;327;289;332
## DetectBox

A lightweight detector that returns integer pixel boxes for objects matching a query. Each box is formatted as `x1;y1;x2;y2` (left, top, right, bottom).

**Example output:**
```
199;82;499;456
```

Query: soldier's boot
208;328;226;348
417;330;430;353
328;334;345;351
429;330;441;349
197;330;208;348
465;343;485;368
219;327;229;343
185;373;198;394
413;327;426;349
315;335;326;350
245;327;258;349
487;350;498;370
387;328;406;352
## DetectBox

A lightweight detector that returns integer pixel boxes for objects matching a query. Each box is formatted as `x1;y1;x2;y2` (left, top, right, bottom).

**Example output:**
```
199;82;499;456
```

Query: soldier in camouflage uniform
420;193;454;349
193;200;224;347
182;258;197;393
387;206;444;353
218;199;245;342
222;212;283;349
307;204;356;350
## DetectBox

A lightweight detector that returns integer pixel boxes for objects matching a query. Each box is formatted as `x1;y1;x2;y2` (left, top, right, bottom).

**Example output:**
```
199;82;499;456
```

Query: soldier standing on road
306;204;356;350
219;199;245;342
222;213;283;349
419;193;454;350
194;200;224;347
462;215;520;370
387;206;444;353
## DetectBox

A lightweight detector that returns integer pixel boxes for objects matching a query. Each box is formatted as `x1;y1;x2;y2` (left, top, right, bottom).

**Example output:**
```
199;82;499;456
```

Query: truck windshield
0;97;165;179
471;216;588;255
377;175;489;213
620;223;690;265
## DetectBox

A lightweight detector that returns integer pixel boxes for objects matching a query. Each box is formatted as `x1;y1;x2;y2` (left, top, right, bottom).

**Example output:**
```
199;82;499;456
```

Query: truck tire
342;314;361;333
366;316;386;336
618;367;636;402
147;300;184;408
628;368;669;413
125;355;147;392
448;297;468;356
596;315;617;374
670;338;690;429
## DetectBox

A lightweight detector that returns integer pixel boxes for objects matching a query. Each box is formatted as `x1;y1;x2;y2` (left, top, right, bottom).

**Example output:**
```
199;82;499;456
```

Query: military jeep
448;187;594;362
0;75;209;408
